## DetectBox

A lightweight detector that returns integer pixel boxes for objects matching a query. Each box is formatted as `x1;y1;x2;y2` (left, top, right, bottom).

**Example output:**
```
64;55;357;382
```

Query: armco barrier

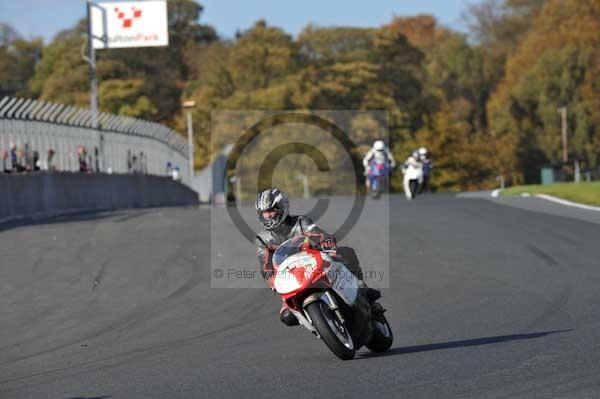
0;173;198;224
0;96;190;185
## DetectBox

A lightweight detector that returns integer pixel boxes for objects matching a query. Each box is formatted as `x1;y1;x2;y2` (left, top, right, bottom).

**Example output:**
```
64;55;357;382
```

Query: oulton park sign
91;0;169;49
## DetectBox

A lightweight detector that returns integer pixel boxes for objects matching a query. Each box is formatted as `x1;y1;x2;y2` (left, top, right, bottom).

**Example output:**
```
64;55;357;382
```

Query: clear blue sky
0;0;479;43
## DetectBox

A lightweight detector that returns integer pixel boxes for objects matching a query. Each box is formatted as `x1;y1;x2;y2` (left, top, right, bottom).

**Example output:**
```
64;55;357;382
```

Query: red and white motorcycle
272;236;393;360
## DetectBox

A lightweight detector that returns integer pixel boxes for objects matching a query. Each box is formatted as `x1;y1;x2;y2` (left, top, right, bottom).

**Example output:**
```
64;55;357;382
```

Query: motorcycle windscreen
272;236;309;268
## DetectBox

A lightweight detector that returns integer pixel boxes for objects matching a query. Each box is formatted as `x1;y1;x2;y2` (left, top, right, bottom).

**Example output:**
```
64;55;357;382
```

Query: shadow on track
0;209;160;233
65;396;111;399
358;329;573;359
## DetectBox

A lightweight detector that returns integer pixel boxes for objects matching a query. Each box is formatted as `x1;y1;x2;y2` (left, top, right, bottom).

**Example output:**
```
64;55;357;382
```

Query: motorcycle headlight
274;272;303;294
273;254;318;294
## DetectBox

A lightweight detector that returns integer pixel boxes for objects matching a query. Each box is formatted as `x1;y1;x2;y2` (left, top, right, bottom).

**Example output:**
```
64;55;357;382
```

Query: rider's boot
280;303;299;326
356;279;382;303
357;280;386;322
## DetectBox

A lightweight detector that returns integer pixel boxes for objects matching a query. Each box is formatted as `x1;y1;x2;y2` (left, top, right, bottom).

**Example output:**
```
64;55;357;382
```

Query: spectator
87;152;94;173
172;166;180;181
47;149;56;171
78;145;88;172
16;147;26;173
33;151;40;172
166;161;173;176
131;155;139;173
2;150;10;173
9;142;19;172
127;150;132;173
139;152;147;174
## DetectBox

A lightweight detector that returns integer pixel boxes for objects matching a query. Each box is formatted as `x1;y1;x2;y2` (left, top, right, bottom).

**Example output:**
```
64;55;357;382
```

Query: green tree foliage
4;0;598;190
387;16;498;189
29;21;89;105
98;79;157;118
488;0;600;183
28;0;216;124
183;21;426;190
0;24;42;97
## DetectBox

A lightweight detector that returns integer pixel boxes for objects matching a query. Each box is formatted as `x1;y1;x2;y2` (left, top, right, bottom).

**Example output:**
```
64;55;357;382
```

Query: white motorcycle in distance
272;236;393;360
403;156;423;200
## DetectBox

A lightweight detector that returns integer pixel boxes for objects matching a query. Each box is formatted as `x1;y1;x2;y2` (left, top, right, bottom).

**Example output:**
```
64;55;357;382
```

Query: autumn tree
488;0;600;183
0;24;42;98
11;0;596;191
28;0;216;123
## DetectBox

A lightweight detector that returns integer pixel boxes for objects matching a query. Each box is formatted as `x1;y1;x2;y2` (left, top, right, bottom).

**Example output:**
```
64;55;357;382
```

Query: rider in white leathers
402;152;424;199
362;140;396;189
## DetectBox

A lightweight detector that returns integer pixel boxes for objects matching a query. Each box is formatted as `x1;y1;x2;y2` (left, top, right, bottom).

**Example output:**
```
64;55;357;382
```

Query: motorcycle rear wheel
306;301;356;360
366;313;393;352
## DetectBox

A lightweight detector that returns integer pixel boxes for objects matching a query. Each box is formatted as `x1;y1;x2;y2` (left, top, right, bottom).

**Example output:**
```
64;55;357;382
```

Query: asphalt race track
1;194;600;398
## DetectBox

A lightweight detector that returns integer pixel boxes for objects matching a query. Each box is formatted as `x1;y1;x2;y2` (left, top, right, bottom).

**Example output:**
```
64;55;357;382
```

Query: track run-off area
1;194;600;398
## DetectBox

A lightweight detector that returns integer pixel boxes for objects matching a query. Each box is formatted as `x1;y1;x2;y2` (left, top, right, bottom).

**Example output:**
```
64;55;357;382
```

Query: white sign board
91;1;168;49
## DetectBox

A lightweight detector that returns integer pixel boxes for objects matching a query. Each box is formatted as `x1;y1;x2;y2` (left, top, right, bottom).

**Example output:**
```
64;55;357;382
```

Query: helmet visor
261;209;280;220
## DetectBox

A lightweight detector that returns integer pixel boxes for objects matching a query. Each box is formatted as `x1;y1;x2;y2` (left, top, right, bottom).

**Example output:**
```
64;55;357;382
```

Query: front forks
303;290;346;330
321;290;346;326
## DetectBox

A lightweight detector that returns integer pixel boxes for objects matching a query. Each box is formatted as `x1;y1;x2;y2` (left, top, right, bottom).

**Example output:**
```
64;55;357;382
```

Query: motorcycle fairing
321;254;359;306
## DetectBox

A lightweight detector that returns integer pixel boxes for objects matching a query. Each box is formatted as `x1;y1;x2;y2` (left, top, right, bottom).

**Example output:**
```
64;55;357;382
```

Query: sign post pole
87;1;102;171
183;101;196;184
87;0;169;174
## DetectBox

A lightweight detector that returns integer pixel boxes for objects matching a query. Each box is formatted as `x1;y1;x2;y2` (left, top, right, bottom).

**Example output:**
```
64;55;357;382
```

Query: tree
463;0;546;99
0;24;42;97
29;1;216;124
29;24;90;106
183;22;428;178
0;23;20;47
488;0;600;182
98;79;157;118
227;20;297;91
386;14;437;50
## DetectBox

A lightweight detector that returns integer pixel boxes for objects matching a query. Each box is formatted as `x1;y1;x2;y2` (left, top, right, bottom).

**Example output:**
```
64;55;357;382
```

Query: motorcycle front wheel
306;301;356;360
371;177;383;199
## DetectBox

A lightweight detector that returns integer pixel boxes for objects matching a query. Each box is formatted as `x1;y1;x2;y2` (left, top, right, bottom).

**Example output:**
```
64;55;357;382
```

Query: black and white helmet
255;188;290;230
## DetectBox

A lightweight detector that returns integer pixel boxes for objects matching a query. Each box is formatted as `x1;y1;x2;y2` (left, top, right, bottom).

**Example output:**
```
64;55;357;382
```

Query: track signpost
85;0;169;171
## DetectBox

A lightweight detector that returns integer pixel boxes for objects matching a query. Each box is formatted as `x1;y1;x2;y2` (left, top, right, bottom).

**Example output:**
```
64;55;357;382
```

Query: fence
0;96;190;185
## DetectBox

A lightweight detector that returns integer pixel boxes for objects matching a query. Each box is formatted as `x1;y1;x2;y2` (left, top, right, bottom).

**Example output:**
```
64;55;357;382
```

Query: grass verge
501;182;600;206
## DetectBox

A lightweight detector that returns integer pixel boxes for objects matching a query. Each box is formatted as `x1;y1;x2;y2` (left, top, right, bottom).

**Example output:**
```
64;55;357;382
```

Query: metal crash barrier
0;96;190;185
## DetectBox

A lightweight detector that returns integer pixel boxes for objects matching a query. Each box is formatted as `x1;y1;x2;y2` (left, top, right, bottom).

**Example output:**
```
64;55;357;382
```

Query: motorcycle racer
255;188;380;326
402;153;424;199
417;147;432;192
362;140;396;189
